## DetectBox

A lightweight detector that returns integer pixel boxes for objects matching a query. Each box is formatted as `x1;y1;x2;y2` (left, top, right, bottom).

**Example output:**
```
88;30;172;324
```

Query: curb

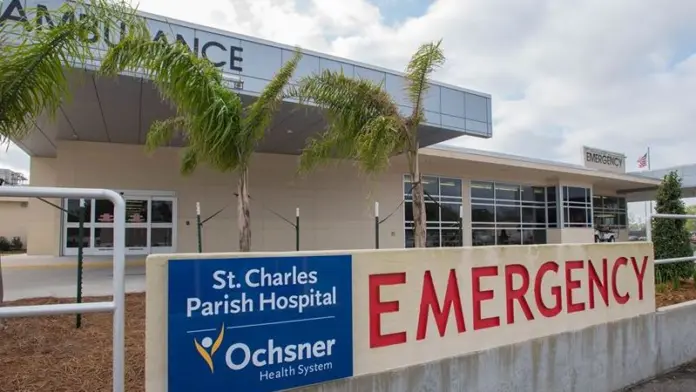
2;259;147;271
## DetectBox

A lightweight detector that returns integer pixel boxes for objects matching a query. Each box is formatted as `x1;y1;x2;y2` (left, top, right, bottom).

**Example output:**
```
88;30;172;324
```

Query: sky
2;0;696;217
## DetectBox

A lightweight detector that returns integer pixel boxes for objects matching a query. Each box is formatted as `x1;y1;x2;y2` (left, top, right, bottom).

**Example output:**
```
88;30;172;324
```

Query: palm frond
298;114;403;173
241;48;302;162
404;40;445;126
292;69;405;173
101;34;245;173
180;146;199;175
145;116;187;152
298;124;359;173
354;115;405;171
0;0;147;145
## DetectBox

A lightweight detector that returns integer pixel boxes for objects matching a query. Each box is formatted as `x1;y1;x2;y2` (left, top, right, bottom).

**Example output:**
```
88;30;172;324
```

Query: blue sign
167;255;353;392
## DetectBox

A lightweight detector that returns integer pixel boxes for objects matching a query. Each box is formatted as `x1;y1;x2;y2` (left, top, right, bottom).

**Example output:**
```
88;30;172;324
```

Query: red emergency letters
368;256;649;349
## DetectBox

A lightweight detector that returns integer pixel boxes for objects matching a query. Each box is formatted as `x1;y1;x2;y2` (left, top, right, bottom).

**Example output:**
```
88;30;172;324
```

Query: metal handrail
0;187;126;392
647;213;696;266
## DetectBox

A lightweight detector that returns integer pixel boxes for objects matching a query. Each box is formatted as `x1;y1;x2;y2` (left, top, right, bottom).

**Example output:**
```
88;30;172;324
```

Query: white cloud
5;0;696;203
131;0;696;169
0;143;29;176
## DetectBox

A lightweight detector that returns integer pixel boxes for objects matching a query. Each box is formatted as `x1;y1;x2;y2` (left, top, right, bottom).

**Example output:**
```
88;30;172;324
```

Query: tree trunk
408;148;427;248
0;254;4;328
237;167;252;252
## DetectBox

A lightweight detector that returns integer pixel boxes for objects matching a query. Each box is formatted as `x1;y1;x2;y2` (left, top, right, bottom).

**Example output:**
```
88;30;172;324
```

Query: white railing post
111;190;126;392
0;187;126;392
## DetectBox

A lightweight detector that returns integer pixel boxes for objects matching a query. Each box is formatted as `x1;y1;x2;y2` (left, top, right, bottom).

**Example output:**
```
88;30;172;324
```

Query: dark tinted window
496;206;521;223
472;229;495;246
565;187;588;203
496;183;520;201
440;178;462;198
472;205;495;222
471;182;494;199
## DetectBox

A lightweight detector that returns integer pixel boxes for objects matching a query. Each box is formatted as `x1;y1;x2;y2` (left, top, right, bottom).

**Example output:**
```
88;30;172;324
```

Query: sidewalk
627;360;696;391
0;253;146;270
1;255;147;301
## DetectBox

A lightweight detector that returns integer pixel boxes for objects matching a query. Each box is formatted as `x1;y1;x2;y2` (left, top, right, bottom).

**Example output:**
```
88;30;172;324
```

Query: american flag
637;152;648;169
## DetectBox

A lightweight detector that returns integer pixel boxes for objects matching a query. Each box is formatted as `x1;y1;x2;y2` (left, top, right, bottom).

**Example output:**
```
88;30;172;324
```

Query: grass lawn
1;282;696;391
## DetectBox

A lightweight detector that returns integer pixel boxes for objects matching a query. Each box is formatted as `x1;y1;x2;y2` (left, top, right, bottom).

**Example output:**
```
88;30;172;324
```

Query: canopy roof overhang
6;0;494;159
15;68;478;158
620;165;696;202
424;146;664;196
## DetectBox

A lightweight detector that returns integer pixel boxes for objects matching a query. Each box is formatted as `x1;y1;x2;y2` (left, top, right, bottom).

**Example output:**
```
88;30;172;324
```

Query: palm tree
0;0;146;308
0;0;148;144
292;40;445;248
100;35;302;252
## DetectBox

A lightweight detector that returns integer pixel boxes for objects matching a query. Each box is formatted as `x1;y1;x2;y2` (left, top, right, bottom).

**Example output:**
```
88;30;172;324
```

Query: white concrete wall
295;300;696;392
145;242;655;391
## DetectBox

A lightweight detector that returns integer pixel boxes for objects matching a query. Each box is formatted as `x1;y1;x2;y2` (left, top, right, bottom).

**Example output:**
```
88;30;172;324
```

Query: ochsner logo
193;327;338;374
194;324;225;373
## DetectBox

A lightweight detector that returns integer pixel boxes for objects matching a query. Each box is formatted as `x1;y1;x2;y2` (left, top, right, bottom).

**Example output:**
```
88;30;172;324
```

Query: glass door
63;199;93;256
125;197;149;255
150;197;176;253
93;198;116;255
62;192;178;256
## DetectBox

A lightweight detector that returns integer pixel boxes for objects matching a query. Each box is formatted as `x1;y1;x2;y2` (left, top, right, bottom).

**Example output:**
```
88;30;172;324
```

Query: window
522;186;546;203
404;175;463;248
472;205;495;222
561;186;592;228
471;181;548;246
546;186;558;228
62;195;176;256
471;181;494;200
495;183;520;201
593;195;628;230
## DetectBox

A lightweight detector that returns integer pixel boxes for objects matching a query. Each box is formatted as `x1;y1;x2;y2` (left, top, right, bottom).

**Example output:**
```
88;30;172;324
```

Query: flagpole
647;147;653;217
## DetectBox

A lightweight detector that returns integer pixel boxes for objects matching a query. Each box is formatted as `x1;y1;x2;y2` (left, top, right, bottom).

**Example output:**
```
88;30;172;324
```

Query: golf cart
594;225;616;243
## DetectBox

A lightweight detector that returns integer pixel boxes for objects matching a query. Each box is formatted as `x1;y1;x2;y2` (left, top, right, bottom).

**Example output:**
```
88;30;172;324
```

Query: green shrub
10;236;23;251
0;237;10;252
653;171;695;283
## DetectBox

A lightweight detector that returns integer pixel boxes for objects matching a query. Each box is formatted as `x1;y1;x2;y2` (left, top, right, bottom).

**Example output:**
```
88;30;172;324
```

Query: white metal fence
0;187;126;392
647;213;696;265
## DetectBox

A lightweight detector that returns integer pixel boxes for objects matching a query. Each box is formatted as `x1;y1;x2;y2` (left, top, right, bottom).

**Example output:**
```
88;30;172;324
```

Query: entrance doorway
62;191;177;256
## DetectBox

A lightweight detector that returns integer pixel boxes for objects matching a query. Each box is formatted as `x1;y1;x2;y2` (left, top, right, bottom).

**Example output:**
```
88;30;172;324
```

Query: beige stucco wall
29;141;401;255
562;228;594;243
27;157;61;255
547;229;562;244
27;141;639;255
0;198;29;248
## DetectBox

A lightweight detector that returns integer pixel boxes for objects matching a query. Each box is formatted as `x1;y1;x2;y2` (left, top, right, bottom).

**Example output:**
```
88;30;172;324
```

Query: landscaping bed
1;285;696;392
0;294;146;392
655;279;696;307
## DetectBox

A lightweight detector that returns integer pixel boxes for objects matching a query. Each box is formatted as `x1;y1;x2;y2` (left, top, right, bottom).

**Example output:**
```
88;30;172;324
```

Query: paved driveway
626;361;696;392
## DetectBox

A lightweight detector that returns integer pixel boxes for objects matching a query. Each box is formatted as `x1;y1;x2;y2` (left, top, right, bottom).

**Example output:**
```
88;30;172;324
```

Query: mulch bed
655;279;696;308
0;294;146;392
1;285;696;392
